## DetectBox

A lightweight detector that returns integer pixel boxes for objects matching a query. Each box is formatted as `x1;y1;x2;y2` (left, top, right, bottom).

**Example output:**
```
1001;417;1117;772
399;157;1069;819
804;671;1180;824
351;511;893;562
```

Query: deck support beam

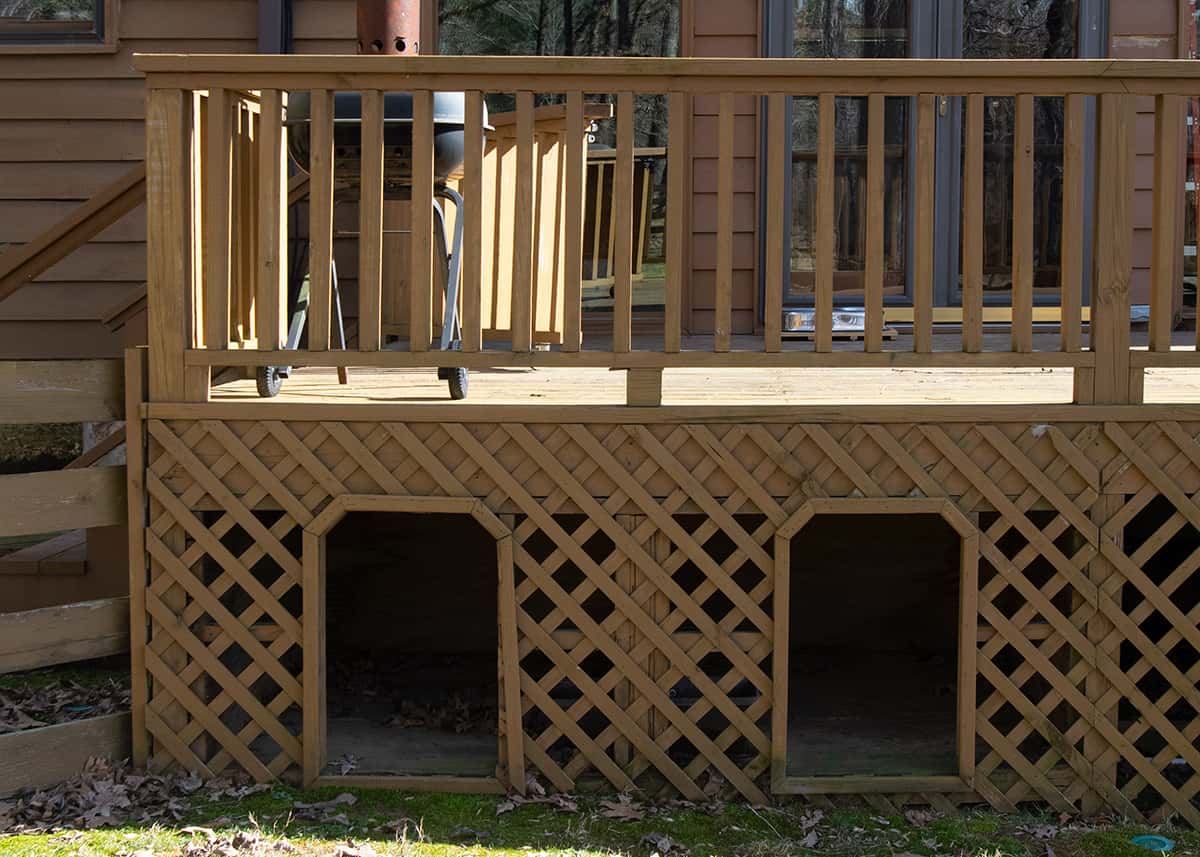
625;368;662;407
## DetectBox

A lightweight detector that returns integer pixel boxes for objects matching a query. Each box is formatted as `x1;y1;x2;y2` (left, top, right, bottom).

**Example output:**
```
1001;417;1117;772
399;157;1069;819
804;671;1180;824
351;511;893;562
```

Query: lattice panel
138;417;1200;820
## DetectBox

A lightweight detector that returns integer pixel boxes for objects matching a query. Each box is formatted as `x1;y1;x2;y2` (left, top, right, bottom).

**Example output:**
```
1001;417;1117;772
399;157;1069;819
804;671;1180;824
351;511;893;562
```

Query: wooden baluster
512;91;535;353
462;90;485;353
358;90;384;351
307;89;335;351
146;89;190;401
764;93;786;353
665;92;686;353
614;91;635;353
204;87;232;352
1060;93;1084;353
563;91;585;352
864;94;885;353
191;92;206;358
1012;93;1034;352
410;89;434;352
1151;93;1183;352
962;94;984;353
715;92;734;352
815;92;835;352
913;94;935;353
257;89;287;354
1089;93;1135;404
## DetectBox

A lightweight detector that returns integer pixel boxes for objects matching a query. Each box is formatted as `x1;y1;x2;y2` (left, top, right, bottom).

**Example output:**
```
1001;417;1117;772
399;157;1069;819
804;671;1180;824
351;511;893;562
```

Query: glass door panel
786;0;910;305
958;0;1079;304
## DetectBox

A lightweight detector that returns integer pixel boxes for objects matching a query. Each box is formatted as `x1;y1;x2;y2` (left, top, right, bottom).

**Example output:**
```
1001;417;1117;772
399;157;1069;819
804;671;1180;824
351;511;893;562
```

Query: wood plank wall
1109;0;1182;310
0;0;270;358
687;0;760;336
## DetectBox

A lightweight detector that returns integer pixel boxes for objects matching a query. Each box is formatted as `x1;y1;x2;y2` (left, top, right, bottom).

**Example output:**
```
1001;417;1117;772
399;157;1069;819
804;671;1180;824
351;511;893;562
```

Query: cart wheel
446;367;468;400
256;365;283;398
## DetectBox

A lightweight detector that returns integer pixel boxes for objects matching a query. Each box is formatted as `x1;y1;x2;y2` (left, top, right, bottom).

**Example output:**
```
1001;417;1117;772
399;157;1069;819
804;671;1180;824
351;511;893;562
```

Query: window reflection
789;0;908;301
962;0;1078;299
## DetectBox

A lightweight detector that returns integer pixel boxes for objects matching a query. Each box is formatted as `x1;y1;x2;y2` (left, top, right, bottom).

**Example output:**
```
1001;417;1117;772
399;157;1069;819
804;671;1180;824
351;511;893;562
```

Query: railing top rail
132;54;1200;95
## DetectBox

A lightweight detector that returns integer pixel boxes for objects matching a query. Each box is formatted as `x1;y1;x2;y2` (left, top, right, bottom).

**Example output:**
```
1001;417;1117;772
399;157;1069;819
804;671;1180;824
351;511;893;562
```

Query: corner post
125;347;149;767
626;368;663;407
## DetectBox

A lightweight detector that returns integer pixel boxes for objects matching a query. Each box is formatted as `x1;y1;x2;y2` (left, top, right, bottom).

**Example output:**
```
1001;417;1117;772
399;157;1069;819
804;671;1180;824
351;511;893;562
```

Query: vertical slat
962;94;985;353
191;92;206;358
204;87;232;350
865;93;885;352
307;89;334;351
497;535;526;792
563;91;585;352
715;92;735;352
913;94;936;353
1060;94;1084;353
256;89;287;353
1151;93;1183;351
590;163;605;283
665;92;686;353
462;90;484;353
410;89;434;352
763;93;786;353
146;89;189;401
614;91;635;353
1091;93;1135;404
815;92;835;352
1012;93;1034;352
511;91;535;353
770;533;790;791
358;90;384;351
301;530;326;786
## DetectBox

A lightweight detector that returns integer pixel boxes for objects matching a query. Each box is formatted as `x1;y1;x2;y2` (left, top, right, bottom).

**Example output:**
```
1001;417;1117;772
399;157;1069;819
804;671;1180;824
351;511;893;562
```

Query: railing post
145;88;193;402
1078;93;1136;404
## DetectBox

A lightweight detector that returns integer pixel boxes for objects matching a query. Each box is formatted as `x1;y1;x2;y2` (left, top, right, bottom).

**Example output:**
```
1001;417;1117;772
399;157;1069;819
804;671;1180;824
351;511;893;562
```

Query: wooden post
1011;93;1034;353
865;92;886;353
962;94;984;354
145;88;191;402
1150;93;1183;352
913;94;936;353
125;348;148;767
307;89;335;351
410;90;435;352
1087;93;1136;404
511;92;535;353
257;90;288;355
1061;94;1085;353
204;88;233;353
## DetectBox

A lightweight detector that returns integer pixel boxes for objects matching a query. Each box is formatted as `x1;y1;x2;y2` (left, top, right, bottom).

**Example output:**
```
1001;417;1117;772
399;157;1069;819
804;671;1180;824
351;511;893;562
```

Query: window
0;0;115;51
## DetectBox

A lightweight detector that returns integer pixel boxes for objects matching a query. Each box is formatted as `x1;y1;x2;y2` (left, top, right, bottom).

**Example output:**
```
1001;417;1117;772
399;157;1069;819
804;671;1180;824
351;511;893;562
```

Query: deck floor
207;332;1200;406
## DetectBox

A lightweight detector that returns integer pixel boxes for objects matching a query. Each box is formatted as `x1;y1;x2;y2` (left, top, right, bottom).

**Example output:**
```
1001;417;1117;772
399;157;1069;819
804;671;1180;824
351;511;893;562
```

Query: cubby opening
323;511;498;777
785;513;962;778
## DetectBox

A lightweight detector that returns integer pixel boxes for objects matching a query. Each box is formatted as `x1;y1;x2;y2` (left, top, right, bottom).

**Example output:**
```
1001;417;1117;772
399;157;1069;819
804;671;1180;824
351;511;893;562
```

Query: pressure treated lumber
0;466;125;538
0;714;131;797
0;597;130;674
0;359;123;423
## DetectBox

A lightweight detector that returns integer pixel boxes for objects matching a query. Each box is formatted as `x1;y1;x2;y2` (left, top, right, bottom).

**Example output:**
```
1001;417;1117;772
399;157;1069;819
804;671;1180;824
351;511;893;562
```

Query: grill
257;0;476;401
285;91;472;195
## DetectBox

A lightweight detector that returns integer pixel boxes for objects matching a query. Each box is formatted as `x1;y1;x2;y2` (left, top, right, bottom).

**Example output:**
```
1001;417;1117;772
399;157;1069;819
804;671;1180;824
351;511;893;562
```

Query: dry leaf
641;832;679;854
800;831;819;848
598;795;645;822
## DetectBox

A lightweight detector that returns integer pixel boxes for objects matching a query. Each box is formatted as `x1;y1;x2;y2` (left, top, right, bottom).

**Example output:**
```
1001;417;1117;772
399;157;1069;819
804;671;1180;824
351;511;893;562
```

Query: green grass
3;785;1200;857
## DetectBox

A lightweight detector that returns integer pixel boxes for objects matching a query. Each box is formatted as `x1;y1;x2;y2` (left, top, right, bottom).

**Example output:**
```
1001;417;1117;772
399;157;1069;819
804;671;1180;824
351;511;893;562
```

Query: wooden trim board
0;713;130;797
0;597;130;675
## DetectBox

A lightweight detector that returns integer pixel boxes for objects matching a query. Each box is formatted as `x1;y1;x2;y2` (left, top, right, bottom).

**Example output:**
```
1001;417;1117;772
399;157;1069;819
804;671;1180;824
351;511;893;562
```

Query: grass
3;784;1199;857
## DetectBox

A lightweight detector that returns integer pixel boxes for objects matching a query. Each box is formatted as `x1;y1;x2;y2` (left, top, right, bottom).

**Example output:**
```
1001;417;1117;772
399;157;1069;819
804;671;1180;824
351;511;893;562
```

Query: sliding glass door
764;0;1103;313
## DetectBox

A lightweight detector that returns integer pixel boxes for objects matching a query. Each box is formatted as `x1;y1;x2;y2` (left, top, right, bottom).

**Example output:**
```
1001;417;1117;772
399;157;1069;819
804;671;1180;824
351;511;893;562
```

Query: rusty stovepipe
357;0;421;55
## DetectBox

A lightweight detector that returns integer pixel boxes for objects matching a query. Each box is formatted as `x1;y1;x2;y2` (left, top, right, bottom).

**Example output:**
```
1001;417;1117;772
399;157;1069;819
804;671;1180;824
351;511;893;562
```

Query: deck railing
134;55;1200;405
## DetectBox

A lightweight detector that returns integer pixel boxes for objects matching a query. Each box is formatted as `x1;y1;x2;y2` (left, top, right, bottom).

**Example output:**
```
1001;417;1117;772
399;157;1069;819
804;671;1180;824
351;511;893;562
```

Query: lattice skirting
136;417;1200;822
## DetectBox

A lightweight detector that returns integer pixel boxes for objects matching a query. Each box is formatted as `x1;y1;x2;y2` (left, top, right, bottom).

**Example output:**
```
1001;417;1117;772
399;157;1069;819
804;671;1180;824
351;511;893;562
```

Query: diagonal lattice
137;417;1199;818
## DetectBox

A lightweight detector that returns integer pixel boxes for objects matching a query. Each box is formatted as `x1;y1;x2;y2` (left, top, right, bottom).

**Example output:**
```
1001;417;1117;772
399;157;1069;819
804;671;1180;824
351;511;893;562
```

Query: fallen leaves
0;678;131;734
0;758;267;834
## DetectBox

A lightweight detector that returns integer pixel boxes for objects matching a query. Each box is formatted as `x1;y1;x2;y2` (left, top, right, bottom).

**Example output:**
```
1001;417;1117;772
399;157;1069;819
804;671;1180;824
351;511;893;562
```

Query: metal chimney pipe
357;0;421;55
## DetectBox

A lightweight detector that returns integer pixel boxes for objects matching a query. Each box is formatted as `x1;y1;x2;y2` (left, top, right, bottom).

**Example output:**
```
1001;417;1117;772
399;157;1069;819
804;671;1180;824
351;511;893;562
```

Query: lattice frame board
134;415;1200;821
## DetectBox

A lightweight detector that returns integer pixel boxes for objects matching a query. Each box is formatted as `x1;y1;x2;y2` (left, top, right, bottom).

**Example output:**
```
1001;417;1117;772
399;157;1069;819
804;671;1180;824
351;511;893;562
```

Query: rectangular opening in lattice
323;511;498;778
784;513;961;778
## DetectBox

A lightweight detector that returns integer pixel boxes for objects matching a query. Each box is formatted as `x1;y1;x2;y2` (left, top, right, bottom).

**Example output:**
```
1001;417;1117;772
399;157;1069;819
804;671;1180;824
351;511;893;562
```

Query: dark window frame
0;0;117;52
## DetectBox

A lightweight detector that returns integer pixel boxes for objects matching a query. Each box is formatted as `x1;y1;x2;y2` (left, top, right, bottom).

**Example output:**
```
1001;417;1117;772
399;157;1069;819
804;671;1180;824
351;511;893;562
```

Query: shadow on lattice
1118;496;1200;815
975;508;1091;780
195;509;304;766
515;513;770;790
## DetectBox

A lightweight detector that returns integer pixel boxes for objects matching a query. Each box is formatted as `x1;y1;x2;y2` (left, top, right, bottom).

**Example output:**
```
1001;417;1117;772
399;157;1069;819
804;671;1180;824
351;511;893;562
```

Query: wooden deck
208;331;1200;406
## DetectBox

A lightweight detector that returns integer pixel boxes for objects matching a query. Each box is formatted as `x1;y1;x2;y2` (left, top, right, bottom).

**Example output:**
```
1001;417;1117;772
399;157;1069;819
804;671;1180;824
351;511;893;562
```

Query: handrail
137;55;1195;405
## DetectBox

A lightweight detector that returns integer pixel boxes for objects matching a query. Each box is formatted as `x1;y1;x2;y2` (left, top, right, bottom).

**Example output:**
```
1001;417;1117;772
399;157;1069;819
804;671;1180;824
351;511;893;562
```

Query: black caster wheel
256;365;284;398
439;366;469;400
